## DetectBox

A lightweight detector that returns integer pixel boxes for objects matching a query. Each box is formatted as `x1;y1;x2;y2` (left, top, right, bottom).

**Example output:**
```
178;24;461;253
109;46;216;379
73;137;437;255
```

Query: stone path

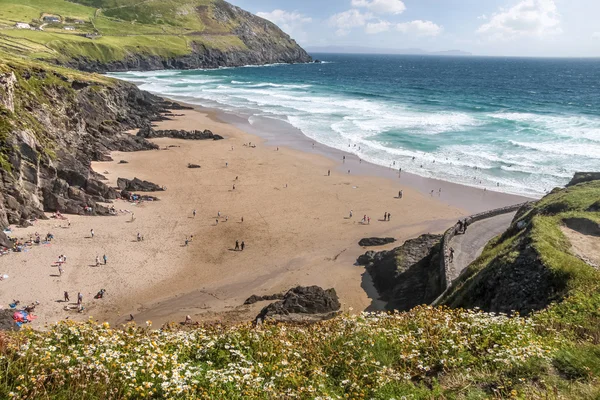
449;212;517;280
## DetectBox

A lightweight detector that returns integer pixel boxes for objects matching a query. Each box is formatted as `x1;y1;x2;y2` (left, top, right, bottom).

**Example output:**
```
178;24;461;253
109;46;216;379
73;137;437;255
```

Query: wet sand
0;106;529;328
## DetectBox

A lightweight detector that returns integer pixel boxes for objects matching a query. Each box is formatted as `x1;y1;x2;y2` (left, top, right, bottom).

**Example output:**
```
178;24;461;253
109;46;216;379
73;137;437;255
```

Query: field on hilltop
0;0;311;71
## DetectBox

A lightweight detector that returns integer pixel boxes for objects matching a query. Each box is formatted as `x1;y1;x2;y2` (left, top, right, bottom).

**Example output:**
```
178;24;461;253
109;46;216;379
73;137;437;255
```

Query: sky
229;0;600;57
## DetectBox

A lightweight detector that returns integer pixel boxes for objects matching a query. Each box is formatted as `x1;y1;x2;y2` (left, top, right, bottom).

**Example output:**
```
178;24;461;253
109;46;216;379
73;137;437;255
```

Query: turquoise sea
109;54;600;197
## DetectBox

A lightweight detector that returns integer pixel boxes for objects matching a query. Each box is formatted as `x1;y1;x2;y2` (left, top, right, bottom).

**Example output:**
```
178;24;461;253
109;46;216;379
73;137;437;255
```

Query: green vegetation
0;0;301;65
0;182;599;398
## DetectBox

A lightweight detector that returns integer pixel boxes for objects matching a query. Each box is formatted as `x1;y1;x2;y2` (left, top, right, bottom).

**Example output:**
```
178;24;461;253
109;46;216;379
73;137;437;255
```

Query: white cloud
328;9;373;36
478;14;488;20
351;0;406;15
593;32;600;40
396;20;443;37
365;20;391;34
256;9;312;41
477;0;561;40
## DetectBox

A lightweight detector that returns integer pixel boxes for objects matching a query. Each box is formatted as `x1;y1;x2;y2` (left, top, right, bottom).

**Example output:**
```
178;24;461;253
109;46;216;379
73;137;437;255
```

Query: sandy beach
0;106;529;328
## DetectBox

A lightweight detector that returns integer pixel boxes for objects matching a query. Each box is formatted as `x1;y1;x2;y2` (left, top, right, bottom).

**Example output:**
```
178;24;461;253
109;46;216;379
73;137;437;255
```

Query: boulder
0;309;19;331
188;163;201;169
119;160;129;164
256;286;341;322
359;237;396;247
117;177;164;192
0;231;12;248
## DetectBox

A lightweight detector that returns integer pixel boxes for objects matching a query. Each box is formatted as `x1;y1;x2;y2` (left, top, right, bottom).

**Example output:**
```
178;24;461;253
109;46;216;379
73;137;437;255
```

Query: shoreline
0;102;528;329
180;100;533;214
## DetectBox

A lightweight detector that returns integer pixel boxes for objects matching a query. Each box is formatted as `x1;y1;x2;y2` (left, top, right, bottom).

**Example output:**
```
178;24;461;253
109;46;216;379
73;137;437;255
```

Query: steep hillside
0;53;182;232
0;0;311;72
442;179;600;319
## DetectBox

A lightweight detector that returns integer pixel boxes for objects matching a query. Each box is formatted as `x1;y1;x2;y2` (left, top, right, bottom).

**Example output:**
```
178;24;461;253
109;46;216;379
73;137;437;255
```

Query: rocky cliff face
0;61;181;228
358;234;443;311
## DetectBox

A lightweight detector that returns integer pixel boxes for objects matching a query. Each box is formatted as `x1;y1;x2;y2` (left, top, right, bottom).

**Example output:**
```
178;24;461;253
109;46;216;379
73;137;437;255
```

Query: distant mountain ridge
307;46;472;56
0;0;311;72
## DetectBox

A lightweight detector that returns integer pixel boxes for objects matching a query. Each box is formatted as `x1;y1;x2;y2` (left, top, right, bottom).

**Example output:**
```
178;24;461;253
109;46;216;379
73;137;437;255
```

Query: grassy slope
0;0;265;64
1;181;600;398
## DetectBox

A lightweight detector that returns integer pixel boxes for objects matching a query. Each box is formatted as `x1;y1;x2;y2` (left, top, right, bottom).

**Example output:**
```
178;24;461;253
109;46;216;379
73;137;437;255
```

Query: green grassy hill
0;0;311;71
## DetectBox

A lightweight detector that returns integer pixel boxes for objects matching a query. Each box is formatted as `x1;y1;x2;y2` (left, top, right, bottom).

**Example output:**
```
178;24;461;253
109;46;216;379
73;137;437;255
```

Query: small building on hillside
15;22;31;29
42;16;60;23
64;26;75;31
74;19;85;24
85;33;101;39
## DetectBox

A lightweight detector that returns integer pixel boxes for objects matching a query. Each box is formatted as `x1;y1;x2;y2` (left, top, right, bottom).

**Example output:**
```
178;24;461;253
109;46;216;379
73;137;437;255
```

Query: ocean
108;54;600;197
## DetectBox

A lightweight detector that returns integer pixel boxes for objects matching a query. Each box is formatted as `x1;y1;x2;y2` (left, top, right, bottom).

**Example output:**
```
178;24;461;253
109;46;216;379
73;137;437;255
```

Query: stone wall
432;202;530;305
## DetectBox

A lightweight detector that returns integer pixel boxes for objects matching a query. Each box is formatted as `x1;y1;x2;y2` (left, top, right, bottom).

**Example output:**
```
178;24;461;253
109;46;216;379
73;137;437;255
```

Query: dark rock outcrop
244;293;285;305
0;309;20;331
117;178;164;192
137;125;224;141
0;231;12;248
359;237;396;247
360;234;443;312
256;286;341;322
567;172;600;187
187;163;201;169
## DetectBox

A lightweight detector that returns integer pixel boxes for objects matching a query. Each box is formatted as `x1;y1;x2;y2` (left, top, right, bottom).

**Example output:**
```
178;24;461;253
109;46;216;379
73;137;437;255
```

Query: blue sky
229;0;600;57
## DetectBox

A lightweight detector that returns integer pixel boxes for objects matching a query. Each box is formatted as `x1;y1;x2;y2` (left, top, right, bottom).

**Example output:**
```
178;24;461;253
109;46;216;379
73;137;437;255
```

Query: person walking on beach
103;254;107;265
137;232;141;242
77;292;83;305
235;240;240;251
328;170;330;176
185;237;189;246
216;219;219;225
449;247;455;263
241;216;244;223
241;241;245;251
368;216;371;225
58;264;64;276
226;162;228;167
349;210;353;218
218;211;221;218
90;229;94;238
131;212;135;222
387;213;391;221
95;255;100;267
64;291;69;302
233;184;236;190
193;209;197;218
384;212;388;221
399;190;403;199
343;156;345;163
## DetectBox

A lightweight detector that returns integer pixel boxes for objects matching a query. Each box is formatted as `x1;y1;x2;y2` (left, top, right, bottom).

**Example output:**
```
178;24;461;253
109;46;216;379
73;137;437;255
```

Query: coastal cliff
441;178;600;318
0;0;312;73
0;57;180;228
